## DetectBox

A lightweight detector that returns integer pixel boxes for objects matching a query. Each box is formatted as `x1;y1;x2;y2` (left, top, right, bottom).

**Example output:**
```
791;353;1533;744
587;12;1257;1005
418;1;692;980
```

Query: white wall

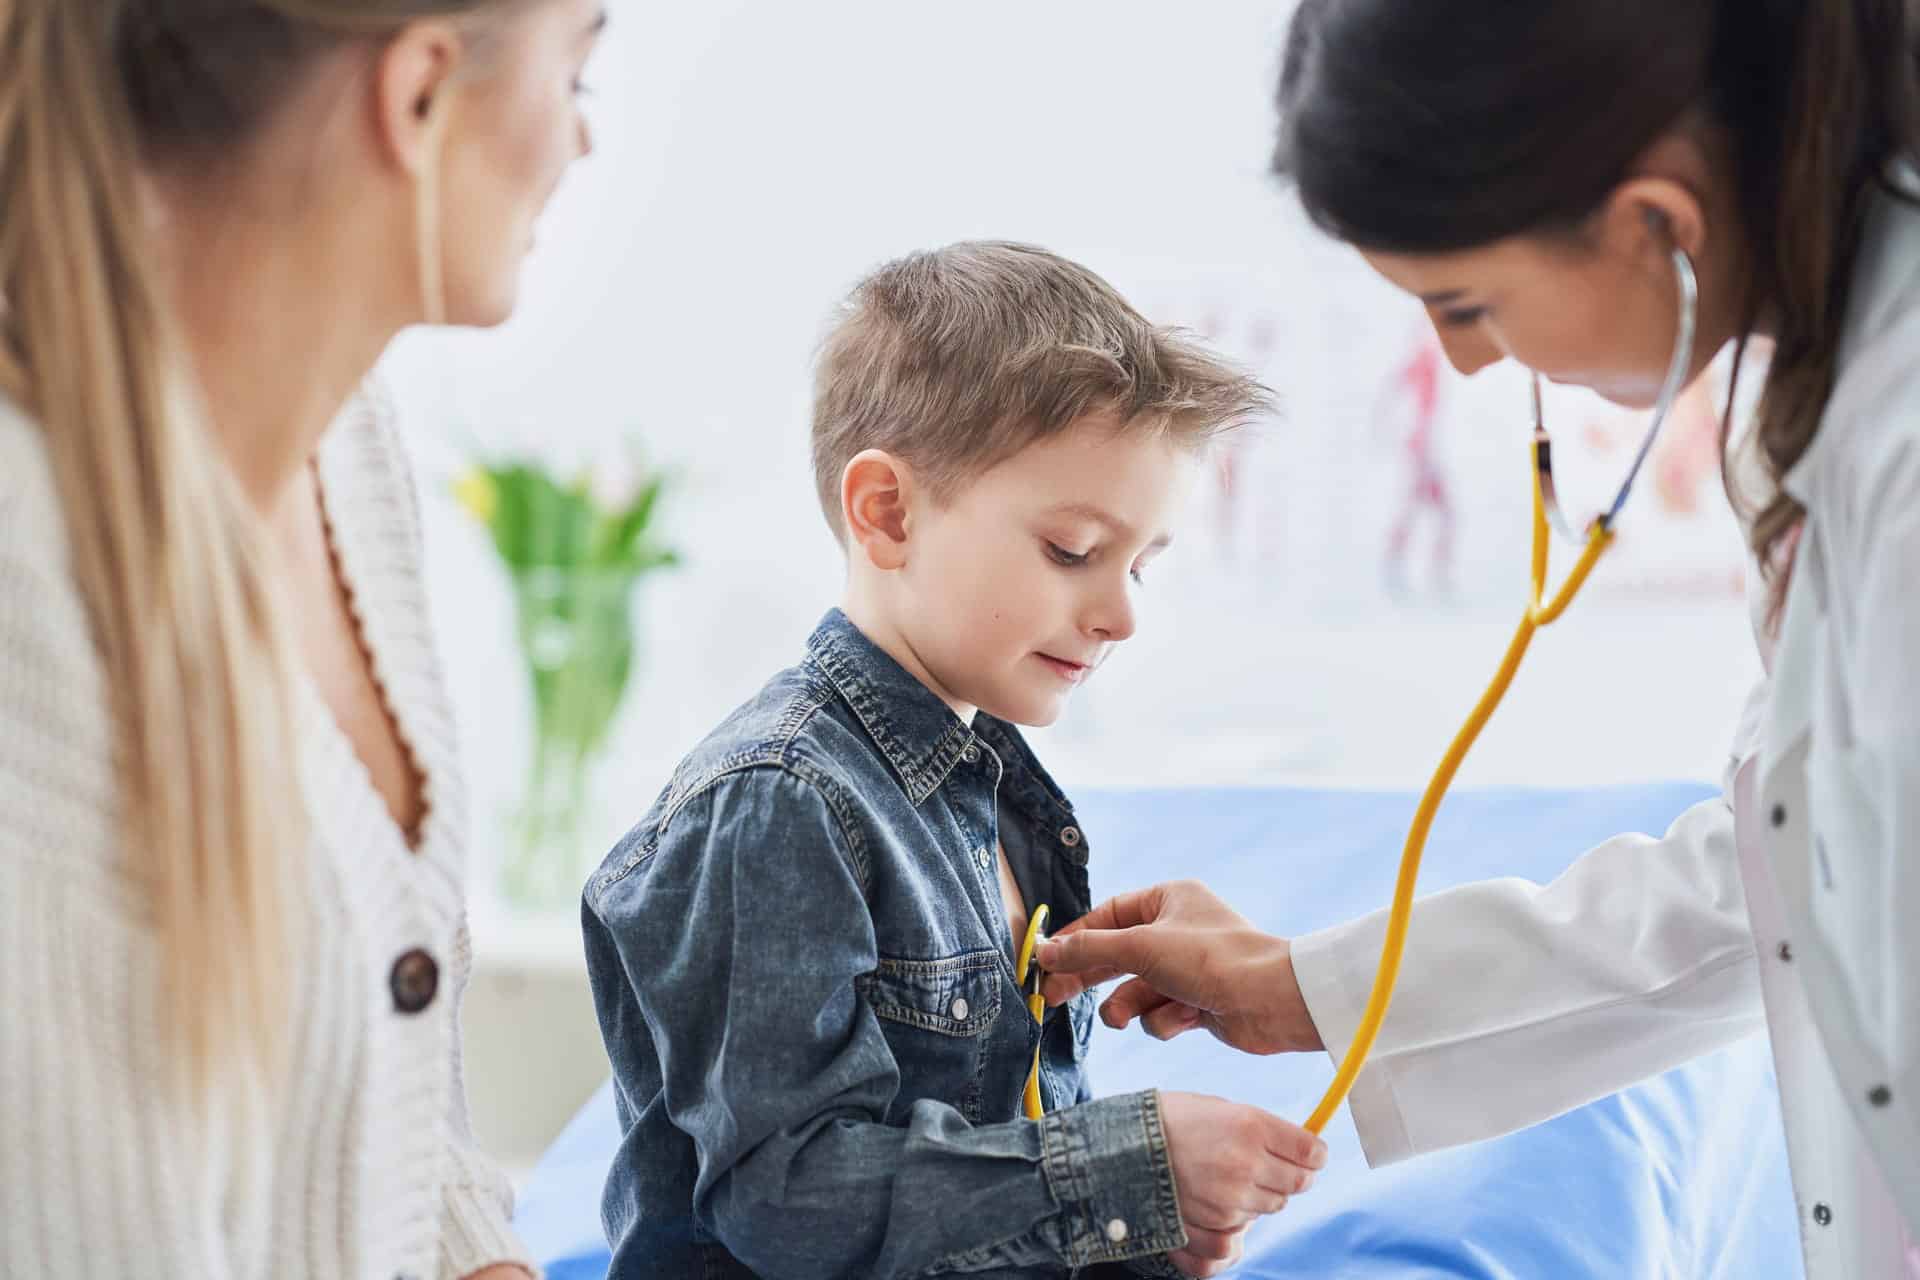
379;2;1762;911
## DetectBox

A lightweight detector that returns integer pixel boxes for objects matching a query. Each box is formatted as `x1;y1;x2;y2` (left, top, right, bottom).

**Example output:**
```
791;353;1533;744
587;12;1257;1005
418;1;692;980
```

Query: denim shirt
583;610;1185;1279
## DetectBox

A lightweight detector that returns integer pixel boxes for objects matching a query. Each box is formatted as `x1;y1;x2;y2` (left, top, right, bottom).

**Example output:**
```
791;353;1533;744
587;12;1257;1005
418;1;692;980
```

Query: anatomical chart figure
1377;331;1455;597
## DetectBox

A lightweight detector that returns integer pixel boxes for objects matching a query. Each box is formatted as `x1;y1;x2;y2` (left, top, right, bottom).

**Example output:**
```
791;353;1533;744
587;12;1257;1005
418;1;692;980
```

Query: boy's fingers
1170;1226;1248;1274
1262;1116;1331;1171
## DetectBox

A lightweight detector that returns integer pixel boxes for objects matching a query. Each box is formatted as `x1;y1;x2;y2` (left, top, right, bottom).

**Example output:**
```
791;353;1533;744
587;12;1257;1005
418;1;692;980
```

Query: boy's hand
1168;1223;1249;1277
1157;1091;1325;1272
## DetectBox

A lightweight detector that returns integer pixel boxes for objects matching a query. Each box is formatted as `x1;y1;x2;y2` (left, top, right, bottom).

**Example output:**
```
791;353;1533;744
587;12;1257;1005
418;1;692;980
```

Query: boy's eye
1045;542;1089;567
1438;305;1486;328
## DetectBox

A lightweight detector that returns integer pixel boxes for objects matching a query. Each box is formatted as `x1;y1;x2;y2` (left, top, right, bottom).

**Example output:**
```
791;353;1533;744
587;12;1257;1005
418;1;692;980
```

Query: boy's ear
842;449;913;571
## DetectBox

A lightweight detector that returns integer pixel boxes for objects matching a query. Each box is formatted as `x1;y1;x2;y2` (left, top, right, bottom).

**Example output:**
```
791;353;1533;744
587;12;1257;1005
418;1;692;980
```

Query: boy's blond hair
811;240;1273;541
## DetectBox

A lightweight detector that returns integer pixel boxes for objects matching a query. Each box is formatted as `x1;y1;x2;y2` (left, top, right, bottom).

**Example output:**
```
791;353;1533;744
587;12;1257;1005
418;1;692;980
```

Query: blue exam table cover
515;784;1800;1278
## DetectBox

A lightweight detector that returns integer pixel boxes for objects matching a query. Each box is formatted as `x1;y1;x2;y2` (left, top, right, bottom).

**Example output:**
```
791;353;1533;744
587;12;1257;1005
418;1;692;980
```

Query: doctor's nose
1431;320;1504;377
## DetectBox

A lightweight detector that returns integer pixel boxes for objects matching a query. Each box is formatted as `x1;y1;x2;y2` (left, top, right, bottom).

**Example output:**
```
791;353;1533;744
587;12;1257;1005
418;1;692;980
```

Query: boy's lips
1035;652;1094;684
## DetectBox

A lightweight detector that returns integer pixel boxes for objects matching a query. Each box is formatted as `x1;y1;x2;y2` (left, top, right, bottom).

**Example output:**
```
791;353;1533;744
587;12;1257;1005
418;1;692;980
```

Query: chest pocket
1804;736;1890;1045
858;949;1004;1122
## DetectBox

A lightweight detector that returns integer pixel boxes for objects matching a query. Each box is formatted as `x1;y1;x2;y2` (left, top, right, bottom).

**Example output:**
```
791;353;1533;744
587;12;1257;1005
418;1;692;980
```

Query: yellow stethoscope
1015;247;1698;1133
1016;904;1052;1119
1301;245;1700;1134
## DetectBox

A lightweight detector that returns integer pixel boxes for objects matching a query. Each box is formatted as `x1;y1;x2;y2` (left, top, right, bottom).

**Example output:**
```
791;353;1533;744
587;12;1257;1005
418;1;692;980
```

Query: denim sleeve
586;765;1185;1278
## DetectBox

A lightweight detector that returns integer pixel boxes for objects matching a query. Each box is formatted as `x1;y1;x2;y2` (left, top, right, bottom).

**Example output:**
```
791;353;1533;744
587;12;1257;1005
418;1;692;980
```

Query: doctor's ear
841;450;916;571
1601;175;1708;269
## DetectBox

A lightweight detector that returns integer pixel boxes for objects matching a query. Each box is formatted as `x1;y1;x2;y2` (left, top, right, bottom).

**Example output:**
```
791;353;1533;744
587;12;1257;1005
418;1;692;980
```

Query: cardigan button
1812;1202;1832;1227
1769;803;1787;828
1869;1085;1892;1108
389;948;439;1015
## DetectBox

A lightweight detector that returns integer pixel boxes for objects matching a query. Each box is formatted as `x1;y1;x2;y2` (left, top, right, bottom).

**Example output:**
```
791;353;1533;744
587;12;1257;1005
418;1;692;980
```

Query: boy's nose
1086;583;1137;644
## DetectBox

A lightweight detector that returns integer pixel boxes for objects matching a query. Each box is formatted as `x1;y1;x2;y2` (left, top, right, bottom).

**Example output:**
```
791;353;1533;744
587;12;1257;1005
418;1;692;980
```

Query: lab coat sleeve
1291;701;1768;1167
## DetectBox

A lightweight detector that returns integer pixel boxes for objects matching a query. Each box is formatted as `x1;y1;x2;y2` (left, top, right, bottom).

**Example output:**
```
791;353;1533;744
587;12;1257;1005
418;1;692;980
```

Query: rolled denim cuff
1037;1089;1186;1265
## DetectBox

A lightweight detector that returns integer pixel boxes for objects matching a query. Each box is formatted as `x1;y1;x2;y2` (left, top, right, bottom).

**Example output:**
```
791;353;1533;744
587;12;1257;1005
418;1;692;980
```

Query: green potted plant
454;454;680;911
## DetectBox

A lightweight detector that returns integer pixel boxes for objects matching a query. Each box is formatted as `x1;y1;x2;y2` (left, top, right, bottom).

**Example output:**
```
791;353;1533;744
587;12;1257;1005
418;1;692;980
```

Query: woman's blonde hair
0;0;504;1092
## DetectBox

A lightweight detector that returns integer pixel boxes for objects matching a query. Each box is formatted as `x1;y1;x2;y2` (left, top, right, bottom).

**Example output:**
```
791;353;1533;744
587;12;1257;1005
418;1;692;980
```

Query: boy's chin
977;690;1068;729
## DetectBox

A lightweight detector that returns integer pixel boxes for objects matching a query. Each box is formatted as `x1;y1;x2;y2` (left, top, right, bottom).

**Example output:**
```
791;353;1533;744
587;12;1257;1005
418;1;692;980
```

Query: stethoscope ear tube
1534;247;1700;541
1305;246;1696;1136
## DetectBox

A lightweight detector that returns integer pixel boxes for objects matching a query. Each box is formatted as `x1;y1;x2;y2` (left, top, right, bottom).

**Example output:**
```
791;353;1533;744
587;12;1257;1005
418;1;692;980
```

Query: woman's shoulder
0;393;92;637
0;393;122;879
0;390;74;546
314;375;431;572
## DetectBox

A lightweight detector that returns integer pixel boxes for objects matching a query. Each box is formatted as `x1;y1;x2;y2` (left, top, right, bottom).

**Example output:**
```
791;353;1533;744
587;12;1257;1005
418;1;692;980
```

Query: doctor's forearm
1291;795;1763;1163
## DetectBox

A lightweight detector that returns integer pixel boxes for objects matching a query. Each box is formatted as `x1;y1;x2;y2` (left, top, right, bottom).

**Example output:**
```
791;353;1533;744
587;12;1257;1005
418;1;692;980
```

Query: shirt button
1777;941;1793;963
1812;1202;1832;1227
389;948;439;1015
977;847;993;871
962;745;981;765
1059;825;1082;848
1869;1085;1892;1107
951;997;970;1020
1770;803;1787;828
1105;1217;1129;1243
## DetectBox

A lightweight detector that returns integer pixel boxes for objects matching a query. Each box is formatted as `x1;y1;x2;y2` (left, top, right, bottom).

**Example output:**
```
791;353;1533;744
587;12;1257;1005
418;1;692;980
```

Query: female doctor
1038;1;1920;1275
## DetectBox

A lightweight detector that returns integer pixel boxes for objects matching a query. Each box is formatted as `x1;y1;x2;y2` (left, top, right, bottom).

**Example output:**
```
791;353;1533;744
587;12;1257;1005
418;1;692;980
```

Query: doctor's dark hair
1273;0;1920;601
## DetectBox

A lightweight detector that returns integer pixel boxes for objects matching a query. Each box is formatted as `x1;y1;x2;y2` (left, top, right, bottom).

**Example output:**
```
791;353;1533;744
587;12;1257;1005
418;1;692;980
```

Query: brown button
390;948;439;1015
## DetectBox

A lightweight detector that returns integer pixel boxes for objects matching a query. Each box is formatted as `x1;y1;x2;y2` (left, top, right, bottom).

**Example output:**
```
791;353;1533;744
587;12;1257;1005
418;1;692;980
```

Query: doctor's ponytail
1744;0;1920;594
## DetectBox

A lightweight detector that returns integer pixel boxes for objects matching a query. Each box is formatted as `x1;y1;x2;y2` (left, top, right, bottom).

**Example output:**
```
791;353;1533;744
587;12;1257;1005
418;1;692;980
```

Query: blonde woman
0;2;602;1275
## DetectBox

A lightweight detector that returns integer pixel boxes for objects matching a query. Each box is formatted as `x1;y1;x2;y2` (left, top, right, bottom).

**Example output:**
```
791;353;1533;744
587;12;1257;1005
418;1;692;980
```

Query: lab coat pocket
1804;736;1889;1040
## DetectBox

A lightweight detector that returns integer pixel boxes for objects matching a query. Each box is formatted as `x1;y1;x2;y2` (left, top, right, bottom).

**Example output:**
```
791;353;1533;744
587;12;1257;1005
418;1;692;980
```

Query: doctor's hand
1037;880;1324;1057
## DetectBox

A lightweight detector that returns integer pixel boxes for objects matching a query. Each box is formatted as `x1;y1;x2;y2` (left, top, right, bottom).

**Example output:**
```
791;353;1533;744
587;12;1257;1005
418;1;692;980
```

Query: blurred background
378;1;1764;1175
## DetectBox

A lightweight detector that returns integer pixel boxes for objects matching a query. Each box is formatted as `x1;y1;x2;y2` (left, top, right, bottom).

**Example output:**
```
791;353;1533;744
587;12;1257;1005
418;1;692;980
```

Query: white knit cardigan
0;386;533;1279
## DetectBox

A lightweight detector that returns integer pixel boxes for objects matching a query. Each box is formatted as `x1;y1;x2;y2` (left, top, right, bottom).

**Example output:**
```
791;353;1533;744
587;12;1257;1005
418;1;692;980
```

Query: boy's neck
839;585;977;726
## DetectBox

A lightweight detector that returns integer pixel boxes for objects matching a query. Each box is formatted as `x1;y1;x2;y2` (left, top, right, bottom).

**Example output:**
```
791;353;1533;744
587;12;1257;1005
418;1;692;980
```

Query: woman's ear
371;20;463;176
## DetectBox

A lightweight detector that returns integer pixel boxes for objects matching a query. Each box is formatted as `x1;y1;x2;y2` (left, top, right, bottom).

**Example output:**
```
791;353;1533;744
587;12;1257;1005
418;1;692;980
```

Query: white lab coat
1292;173;1920;1279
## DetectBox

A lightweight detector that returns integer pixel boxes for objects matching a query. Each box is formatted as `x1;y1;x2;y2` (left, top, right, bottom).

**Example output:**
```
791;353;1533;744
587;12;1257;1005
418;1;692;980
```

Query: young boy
582;242;1326;1279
